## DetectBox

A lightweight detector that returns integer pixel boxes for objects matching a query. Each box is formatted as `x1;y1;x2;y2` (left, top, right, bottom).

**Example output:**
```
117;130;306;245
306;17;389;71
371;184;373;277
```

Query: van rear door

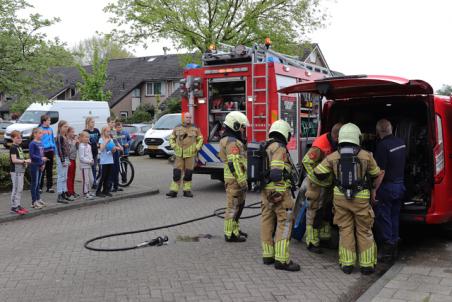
279;75;433;99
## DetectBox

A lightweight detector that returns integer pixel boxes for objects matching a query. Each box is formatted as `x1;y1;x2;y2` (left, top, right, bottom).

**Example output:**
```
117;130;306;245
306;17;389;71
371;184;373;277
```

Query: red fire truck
180;42;331;180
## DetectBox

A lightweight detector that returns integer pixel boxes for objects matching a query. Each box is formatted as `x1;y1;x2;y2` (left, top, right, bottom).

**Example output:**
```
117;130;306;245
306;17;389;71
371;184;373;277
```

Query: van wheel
136;143;144;156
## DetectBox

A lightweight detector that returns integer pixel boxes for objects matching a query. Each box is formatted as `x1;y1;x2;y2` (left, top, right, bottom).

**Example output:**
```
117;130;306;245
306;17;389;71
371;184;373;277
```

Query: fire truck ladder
251;49;270;141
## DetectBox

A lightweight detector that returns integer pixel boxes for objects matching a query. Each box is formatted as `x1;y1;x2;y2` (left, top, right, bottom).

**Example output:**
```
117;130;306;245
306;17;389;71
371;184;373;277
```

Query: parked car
4;100;109;149
0;121;13;145
143;113;182;158
122;123;151;156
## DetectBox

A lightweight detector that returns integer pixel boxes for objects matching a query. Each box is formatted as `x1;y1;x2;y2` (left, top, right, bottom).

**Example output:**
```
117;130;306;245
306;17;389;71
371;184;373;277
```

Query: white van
4;100;110;148
143;113;182;157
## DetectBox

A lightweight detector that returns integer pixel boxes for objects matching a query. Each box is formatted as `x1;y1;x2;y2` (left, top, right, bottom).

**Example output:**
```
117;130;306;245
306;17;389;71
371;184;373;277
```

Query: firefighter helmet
269;120;291;142
224;111;250;131
338;123;361;146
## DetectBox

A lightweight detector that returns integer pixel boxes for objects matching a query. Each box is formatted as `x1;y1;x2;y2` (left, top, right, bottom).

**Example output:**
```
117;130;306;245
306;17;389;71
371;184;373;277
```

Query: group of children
9;115;131;215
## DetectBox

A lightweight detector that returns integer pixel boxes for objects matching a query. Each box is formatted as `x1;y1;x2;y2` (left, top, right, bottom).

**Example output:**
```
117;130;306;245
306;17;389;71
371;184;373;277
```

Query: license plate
148;145;159;150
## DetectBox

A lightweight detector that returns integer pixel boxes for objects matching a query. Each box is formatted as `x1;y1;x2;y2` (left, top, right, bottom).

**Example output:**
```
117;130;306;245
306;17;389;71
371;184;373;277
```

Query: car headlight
22;129;32;137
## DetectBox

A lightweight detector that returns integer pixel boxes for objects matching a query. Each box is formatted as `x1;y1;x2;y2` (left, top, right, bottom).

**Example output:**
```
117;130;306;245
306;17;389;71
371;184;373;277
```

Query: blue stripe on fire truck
198;144;221;164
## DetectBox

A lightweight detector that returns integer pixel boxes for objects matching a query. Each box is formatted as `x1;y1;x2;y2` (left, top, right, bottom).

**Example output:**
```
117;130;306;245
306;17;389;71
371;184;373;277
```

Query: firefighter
374;119;406;263
314;123;384;275
302;123;342;254
218;111;249;242
166;112;203;198
261;120;300;272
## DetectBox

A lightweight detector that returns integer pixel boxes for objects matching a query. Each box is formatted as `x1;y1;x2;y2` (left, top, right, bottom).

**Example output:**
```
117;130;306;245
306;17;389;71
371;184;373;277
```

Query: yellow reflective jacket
264;141;292;193
218;136;247;184
169;124;203;158
302;146;332;187
314;149;381;200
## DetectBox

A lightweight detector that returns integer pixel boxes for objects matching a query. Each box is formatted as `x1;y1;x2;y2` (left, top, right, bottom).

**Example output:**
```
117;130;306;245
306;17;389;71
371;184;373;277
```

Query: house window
145;82;165;96
120;111;128;118
132;88;141;97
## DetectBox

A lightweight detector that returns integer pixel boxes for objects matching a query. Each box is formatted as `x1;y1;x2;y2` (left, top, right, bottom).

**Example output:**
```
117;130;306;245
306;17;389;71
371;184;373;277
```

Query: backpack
336;146;369;200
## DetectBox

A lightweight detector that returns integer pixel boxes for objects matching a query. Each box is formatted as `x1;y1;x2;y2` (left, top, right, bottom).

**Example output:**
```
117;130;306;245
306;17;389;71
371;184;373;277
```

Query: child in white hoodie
78;131;95;199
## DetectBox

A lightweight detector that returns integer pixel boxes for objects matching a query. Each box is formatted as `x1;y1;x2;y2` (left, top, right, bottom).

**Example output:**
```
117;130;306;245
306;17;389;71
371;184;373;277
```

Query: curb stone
356;262;404;302
0;188;159;224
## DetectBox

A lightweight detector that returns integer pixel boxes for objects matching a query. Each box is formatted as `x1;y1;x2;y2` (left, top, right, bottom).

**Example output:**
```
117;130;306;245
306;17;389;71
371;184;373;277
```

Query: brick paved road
0;156;376;302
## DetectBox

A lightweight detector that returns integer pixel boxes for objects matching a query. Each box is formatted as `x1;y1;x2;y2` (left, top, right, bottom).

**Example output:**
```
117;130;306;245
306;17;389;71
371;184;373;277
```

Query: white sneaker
31;202;43;209
84;194;94;200
37;200;47;207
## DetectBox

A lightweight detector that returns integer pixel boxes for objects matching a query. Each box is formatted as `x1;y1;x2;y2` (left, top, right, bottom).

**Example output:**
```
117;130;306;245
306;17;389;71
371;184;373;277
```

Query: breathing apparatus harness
335;145;370;200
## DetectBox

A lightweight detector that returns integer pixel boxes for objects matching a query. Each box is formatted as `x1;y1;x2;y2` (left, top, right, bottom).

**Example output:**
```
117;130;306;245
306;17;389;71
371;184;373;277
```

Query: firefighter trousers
169;156;195;192
224;180;246;238
305;179;333;247
333;196;377;268
261;189;294;264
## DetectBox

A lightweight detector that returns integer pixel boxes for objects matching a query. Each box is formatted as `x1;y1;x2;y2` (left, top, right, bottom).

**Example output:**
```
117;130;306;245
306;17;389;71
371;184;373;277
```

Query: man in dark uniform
374;119;406;263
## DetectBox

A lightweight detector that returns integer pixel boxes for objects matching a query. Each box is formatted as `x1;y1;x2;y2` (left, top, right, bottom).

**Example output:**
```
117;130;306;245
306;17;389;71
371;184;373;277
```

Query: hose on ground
84;201;261;252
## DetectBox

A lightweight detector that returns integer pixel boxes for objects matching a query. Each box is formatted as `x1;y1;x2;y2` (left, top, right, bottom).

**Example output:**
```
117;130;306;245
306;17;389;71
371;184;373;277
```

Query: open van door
279;75;433;98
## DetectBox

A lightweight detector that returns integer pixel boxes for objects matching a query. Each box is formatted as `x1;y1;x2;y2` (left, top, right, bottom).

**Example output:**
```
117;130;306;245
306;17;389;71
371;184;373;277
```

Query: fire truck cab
181;43;331;180
280;75;452;225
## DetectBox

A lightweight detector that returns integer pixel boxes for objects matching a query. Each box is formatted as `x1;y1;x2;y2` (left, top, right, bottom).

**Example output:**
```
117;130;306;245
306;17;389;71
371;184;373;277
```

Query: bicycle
96;155;135;187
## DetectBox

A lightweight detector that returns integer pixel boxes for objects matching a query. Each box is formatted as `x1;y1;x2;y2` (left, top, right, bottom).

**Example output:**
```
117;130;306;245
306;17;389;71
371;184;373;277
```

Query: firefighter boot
224;233;246;242
183;191;193;198
166;191;177;198
306;225;322;254
263;257;275;265
360;266;375;275
341;265;354;275
274;260;301;272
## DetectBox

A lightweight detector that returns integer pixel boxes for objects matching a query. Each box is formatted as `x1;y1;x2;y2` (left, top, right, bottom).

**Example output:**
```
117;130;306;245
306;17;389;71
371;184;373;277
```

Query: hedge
0;153;12;191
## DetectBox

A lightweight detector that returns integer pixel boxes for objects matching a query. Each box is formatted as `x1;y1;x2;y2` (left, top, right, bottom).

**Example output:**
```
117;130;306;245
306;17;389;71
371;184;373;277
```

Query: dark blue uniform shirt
374;135;406;183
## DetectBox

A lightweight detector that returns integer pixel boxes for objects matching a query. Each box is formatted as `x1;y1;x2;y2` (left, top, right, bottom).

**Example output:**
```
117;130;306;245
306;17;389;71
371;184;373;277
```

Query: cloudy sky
27;0;452;90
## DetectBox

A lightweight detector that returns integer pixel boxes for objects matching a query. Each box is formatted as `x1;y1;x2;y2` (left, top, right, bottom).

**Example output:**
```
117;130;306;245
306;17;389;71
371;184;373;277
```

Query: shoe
31;202;43;209
307;243;323;254
274;260;301;272
166;191;177;198
263;257;275;265
91;184;97;190
239;230;248;238
11;207;25;215
73;193;80;198
183;191;193;198
17;206;29;214
104;193;113;197
63;193;75;201
39;189;43;194
84;194;94;200
57;195;69;204
46;188;55;193
341;265;354;274
360;267;375;275
96;192;106;198
224;234;246;242
116;188;123;192
37;200;47;207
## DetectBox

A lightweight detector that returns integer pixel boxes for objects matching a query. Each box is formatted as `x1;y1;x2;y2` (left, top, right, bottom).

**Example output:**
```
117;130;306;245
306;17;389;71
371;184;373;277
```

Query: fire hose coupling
137;236;169;248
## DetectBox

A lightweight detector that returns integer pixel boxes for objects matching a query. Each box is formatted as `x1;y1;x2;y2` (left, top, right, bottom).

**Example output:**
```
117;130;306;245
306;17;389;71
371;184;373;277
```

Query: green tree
105;0;327;54
77;47;112;101
72;35;135;65
436;85;452;96
0;0;75;110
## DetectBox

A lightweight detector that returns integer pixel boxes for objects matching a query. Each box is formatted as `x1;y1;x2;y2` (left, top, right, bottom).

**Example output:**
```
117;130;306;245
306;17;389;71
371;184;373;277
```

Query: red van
279;75;452;224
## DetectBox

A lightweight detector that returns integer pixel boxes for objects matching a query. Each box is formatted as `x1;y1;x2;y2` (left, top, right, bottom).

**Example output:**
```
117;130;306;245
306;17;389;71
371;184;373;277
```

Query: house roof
49;54;184;108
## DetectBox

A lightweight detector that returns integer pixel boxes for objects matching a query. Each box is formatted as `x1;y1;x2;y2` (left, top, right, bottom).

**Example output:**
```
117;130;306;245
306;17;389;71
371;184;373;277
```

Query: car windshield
153;115;181;130
141;125;151;132
18;111;47;124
